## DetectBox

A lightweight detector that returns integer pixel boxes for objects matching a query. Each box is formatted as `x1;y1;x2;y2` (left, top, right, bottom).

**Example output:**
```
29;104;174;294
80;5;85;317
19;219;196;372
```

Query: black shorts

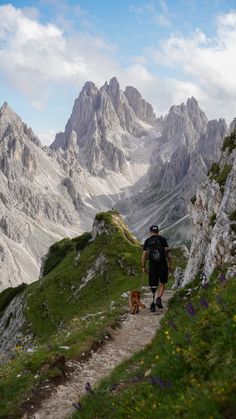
148;263;168;286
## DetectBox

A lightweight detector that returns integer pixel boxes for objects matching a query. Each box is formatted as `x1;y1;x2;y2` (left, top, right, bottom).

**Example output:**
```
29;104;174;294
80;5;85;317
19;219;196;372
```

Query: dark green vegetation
229;210;236;234
209;212;217;228
221;128;236;153
190;195;196;205
208;163;232;188
74;269;236;419
229;210;236;222
0;283;26;316
0;211;186;418
42;232;92;277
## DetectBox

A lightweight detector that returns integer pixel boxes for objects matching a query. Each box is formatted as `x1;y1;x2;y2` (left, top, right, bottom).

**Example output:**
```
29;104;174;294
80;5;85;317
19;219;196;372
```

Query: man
141;225;172;311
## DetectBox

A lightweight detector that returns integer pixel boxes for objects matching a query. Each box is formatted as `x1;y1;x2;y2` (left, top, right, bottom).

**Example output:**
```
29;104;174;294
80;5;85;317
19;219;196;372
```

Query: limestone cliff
183;126;236;284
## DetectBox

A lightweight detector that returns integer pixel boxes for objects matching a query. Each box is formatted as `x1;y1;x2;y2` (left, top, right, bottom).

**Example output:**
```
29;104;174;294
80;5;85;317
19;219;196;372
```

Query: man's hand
142;267;148;274
168;266;173;274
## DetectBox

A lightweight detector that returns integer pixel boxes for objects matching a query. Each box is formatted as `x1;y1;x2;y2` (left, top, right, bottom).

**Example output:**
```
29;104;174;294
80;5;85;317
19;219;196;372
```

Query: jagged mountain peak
0;101;10;112
50;76;155;170
0;102;41;148
124;85;156;123
81;80;99;96
186;96;199;107
0;101;21;124
108;76;120;92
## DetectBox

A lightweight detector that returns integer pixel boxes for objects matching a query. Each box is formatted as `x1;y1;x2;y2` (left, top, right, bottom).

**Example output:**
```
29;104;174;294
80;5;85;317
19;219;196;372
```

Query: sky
0;0;236;145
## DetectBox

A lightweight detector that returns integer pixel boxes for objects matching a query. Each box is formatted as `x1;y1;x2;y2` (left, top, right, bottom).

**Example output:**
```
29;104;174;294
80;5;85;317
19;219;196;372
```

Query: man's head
149;225;159;235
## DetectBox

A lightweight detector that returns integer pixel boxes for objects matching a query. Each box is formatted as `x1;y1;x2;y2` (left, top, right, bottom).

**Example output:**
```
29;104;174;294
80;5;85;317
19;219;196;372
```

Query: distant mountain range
0;77;229;290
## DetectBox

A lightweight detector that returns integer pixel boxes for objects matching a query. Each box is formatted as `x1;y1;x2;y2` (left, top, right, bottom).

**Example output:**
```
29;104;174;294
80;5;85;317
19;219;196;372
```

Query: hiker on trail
141;225;172;311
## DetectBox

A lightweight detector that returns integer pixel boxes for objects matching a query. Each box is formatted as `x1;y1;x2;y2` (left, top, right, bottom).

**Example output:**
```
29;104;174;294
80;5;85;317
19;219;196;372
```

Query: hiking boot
156;297;164;309
150;302;156;312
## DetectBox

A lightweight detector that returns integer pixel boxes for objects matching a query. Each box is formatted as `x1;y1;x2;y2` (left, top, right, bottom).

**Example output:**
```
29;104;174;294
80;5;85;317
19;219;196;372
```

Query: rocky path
26;289;173;419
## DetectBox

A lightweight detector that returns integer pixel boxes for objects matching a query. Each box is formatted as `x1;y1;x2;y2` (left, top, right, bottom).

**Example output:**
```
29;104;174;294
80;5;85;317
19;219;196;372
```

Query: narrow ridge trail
26;289;174;419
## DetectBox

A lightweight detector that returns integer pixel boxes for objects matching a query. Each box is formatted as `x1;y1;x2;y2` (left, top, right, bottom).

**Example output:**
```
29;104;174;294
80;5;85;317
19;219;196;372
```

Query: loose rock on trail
24;289;174;419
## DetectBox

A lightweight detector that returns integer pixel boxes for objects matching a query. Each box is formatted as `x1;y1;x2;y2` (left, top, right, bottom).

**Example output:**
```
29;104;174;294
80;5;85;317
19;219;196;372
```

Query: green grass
0;212;142;417
0;211;186;418
73;269;236;419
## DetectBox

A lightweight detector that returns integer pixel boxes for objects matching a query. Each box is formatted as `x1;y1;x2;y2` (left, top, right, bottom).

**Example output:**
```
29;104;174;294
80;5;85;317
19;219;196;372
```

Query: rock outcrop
183;127;236;284
120;97;227;244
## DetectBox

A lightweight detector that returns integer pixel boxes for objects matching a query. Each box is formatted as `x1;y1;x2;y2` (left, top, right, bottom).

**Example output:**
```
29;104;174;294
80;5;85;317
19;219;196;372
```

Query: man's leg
156;266;168;309
157;282;165;298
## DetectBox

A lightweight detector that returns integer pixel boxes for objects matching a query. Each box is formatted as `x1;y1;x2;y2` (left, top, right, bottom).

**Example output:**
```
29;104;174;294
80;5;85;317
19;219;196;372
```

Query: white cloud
0;4;236;129
37;129;57;146
154;11;236;122
129;1;172;27
0;5;120;107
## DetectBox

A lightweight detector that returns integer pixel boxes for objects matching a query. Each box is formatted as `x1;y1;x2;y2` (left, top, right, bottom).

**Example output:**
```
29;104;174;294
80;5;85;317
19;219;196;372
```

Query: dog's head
130;290;141;300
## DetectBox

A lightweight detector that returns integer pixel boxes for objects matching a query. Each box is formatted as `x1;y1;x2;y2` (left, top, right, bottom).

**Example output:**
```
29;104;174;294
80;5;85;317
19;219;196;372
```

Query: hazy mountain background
0;77;229;290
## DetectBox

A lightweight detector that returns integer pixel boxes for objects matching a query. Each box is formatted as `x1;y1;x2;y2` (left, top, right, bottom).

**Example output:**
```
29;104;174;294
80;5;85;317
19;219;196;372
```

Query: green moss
209;212;217;227
0;283;27;317
221;129;236;153
190;195;197;205
74;267;236;419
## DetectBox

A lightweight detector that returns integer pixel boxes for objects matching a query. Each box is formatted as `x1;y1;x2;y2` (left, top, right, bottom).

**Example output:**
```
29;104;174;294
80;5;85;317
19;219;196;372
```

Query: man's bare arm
141;250;148;271
165;248;173;272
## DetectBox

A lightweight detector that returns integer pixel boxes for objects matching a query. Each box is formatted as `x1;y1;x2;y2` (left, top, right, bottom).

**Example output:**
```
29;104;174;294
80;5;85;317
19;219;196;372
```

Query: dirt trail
25;289;173;419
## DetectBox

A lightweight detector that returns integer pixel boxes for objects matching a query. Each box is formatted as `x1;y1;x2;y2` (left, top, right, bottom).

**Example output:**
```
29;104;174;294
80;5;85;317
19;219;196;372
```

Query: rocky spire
124;85;156;123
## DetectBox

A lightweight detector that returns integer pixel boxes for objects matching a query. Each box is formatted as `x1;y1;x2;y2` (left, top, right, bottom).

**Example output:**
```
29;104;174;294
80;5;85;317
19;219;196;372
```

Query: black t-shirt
143;235;169;266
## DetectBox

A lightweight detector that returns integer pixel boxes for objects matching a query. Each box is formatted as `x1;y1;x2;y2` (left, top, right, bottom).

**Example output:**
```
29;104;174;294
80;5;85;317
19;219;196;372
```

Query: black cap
150;225;159;233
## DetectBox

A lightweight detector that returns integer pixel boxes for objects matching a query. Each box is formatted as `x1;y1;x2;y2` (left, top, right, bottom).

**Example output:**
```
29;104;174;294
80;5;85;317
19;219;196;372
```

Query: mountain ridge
0;77;229;290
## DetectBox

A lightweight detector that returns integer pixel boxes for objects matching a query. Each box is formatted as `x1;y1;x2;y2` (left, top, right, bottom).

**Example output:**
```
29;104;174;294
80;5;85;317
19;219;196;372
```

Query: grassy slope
73;269;236;419
0;211;186;418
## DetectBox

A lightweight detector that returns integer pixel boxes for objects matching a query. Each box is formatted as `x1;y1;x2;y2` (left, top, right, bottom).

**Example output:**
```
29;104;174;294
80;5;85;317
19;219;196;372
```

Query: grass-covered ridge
0;211;186;418
73;268;236;419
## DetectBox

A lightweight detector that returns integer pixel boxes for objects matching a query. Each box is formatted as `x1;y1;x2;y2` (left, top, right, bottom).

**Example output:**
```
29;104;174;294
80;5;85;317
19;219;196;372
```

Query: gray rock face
160;97;208;150
0;104;82;291
124;85;156;124
50;77;154;175
0;294;28;363
183;129;236;284
120;97;226;245
198;119;227;167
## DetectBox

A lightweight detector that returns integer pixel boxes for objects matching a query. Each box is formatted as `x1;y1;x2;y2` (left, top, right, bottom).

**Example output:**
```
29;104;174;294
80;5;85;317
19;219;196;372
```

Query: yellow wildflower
233;315;236;322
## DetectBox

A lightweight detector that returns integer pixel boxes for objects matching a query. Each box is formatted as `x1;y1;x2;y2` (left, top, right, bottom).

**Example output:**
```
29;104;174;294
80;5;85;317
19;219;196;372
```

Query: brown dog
129;290;146;314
